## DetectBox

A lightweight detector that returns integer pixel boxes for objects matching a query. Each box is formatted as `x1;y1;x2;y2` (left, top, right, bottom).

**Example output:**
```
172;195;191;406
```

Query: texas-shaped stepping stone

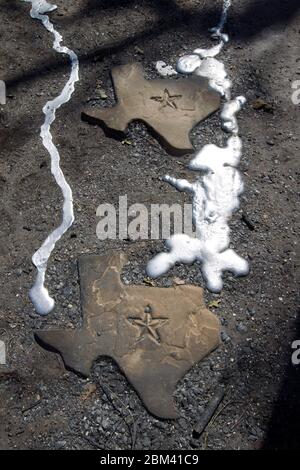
35;253;220;419
82;63;220;155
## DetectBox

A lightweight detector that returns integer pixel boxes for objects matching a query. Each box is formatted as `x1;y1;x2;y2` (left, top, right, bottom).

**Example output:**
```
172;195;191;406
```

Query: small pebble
236;322;248;333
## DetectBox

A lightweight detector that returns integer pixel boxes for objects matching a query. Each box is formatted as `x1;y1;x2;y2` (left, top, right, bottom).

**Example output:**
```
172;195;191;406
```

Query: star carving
150;88;182;110
128;310;169;344
81;63;220;155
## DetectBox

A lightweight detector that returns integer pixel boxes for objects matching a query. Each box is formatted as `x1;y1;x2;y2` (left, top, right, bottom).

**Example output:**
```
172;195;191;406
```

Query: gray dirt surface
0;0;299;450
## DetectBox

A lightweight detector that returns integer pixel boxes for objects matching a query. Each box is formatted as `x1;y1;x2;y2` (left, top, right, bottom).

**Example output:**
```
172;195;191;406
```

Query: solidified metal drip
24;0;79;315
210;0;231;42
147;0;249;292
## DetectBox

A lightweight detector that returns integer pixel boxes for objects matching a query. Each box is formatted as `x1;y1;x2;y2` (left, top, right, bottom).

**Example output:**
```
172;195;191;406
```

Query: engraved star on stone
36;253;221;419
128;311;169;344
151;88;182;110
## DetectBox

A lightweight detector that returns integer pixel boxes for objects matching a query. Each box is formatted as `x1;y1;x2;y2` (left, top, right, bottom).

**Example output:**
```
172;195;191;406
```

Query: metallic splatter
147;0;249;292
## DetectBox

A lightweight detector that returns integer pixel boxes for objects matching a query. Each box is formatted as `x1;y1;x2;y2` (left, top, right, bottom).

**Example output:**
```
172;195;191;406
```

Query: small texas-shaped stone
82;63;220;155
35;253;220;419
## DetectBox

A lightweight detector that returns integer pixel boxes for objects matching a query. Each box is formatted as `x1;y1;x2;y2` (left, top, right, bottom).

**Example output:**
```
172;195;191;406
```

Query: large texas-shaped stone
36;253;220;419
82;63;220;155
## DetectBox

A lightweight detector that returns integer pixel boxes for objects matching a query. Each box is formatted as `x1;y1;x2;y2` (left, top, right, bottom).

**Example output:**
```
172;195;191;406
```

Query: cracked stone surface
81;63;220;155
35;253;220;419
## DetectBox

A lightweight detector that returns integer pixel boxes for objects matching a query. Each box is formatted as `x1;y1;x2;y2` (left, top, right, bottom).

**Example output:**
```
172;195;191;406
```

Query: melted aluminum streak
24;0;79;315
147;0;249;293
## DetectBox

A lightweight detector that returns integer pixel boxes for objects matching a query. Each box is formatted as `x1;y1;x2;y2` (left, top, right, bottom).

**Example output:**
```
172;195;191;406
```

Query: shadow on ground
6;0;300;89
263;309;300;449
